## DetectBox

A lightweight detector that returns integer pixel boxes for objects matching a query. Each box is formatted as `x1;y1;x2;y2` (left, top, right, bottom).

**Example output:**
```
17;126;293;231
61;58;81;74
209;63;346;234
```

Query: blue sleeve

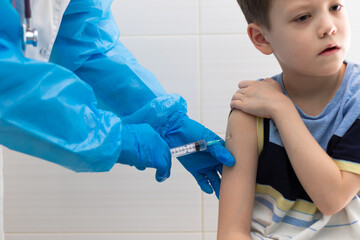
0;0;123;172
50;0;169;117
328;119;360;175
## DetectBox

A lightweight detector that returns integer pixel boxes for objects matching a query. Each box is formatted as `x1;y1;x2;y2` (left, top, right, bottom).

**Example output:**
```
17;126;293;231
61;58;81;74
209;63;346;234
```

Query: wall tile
6;233;202;240
200;35;281;133
200;0;246;34
4;148;201;233
347;0;360;61
348;33;360;63
204;233;217;240
203;193;218;233
347;0;360;32
111;0;198;36
120;36;201;121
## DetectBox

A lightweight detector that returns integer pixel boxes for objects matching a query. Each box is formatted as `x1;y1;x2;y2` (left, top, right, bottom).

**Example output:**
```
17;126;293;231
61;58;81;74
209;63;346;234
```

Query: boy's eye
296;15;310;22
330;4;343;12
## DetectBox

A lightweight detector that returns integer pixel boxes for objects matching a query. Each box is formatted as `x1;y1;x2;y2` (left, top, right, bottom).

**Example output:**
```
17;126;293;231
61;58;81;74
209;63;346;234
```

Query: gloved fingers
155;153;171;183
153;141;172;183
216;164;223;175
207;143;235;167
139;123;171;181
155;169;169;182
135;166;146;171
205;169;221;199
194;173;214;194
120;123;172;181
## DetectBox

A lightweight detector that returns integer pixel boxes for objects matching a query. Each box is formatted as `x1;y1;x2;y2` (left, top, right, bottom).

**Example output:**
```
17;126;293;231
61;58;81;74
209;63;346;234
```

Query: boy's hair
237;0;272;29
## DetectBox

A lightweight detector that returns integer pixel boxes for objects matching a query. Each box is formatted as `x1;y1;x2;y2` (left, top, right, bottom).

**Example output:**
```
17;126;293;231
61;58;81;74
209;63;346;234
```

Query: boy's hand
230;78;289;118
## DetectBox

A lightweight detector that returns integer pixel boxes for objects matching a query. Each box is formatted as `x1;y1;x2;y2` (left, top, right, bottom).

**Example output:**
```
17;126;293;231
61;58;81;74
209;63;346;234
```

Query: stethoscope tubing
22;0;38;48
24;0;31;20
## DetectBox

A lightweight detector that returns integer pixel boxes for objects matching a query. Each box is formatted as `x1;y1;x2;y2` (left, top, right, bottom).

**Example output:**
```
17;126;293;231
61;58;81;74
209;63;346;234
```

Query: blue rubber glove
165;116;235;198
123;94;235;197
118;124;171;182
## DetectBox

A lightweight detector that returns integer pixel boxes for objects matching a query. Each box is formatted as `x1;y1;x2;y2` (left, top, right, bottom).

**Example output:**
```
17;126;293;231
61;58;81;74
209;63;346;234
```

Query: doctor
0;0;235;231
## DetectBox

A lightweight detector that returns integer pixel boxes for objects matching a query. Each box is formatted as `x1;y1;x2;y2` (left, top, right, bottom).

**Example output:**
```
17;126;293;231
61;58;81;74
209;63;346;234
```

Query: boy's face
263;0;350;77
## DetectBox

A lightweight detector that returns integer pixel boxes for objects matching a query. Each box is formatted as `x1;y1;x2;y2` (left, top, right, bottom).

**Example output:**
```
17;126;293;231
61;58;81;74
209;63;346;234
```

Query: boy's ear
247;23;273;55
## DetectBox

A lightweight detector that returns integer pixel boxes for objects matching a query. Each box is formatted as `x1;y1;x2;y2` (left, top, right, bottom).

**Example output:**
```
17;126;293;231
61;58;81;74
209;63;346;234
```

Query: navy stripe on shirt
257;119;312;203
327;119;360;163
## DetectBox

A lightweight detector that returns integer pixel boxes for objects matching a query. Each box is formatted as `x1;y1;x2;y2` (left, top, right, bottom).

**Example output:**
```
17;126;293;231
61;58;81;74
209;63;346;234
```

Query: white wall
4;0;360;239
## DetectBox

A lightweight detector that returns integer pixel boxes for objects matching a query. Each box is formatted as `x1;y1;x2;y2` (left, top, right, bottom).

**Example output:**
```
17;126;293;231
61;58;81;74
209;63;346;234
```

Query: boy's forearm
217;230;251;240
271;101;354;215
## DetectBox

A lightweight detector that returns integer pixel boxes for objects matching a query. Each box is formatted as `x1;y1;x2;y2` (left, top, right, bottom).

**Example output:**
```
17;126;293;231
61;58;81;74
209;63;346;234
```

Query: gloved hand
123;94;235;197
165;116;235;198
118;123;171;182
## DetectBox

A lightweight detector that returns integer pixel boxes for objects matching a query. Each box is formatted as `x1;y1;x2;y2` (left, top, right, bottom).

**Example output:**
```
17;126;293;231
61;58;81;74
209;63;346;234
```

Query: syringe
170;139;225;158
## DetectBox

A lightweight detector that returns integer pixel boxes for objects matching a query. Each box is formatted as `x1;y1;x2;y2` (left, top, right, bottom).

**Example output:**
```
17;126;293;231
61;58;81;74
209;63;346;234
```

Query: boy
217;0;360;239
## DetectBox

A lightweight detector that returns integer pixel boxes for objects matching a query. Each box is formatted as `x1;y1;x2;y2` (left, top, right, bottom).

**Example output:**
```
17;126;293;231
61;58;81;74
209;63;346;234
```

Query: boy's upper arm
226;110;259;160
218;110;259;235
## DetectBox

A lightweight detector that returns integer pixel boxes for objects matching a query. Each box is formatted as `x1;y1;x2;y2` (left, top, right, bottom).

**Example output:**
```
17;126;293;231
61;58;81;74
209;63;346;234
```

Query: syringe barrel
196;139;207;151
170;140;207;157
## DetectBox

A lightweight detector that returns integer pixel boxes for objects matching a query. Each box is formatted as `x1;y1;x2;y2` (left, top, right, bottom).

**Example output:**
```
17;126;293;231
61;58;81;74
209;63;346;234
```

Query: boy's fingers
238;80;253;88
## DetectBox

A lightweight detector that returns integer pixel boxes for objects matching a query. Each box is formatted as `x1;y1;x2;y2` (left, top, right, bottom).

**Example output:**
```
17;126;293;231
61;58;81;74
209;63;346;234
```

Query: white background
4;0;360;239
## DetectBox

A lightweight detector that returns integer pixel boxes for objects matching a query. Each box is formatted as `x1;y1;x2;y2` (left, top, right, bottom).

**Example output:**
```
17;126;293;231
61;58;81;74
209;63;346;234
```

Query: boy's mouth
319;44;340;55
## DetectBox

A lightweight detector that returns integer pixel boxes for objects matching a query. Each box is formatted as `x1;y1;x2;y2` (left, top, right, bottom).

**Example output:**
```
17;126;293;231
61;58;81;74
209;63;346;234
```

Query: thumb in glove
117;123;171;182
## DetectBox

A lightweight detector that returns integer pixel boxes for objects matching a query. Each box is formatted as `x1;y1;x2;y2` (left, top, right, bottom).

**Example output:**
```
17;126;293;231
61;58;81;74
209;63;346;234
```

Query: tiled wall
4;0;360;240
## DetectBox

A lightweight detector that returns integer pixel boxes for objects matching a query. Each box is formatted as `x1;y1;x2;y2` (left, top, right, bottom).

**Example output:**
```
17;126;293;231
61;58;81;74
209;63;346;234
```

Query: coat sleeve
0;0;125;172
50;0;171;117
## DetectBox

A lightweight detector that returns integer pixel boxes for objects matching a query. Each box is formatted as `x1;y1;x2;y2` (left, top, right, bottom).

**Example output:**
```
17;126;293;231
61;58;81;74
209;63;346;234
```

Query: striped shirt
251;60;360;239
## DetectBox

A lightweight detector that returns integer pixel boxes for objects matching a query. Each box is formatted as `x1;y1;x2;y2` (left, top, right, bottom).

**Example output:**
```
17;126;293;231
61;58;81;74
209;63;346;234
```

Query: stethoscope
22;0;38;50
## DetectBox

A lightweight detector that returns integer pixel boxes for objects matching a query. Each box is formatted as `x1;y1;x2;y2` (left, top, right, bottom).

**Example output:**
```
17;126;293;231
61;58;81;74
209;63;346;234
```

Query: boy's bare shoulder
227;109;257;137
228;109;257;125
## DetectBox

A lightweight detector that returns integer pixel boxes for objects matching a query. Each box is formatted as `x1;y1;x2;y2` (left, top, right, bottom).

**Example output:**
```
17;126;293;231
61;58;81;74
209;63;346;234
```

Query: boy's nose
317;16;337;38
